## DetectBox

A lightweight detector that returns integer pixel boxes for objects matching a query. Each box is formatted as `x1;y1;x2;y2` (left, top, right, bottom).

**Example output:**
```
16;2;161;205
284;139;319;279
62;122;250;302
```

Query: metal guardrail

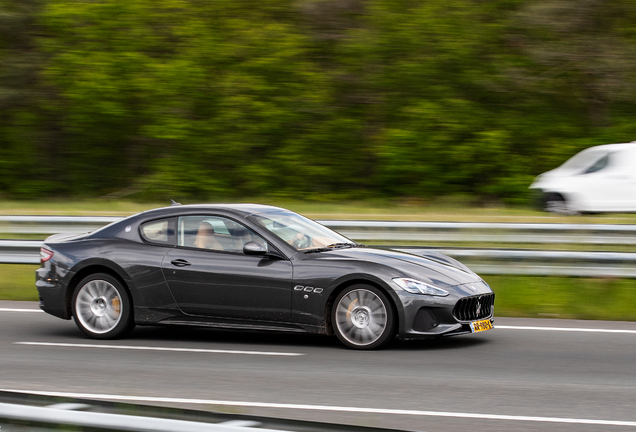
2;216;636;276
0;401;282;432
3;216;636;244
0;390;406;432
0;215;119;235
399;247;636;278
3;240;636;277
0;240;42;264
320;220;636;245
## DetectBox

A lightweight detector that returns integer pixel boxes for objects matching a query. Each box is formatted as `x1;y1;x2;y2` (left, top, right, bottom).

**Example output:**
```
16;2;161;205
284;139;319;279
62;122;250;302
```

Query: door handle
170;259;191;267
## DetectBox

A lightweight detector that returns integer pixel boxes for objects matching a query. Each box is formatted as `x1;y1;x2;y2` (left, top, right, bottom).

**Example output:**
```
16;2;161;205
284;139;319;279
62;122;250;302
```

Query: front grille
452;293;495;322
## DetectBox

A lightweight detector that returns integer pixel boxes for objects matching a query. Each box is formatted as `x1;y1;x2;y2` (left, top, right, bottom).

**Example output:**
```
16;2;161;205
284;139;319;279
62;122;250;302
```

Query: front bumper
395;282;495;340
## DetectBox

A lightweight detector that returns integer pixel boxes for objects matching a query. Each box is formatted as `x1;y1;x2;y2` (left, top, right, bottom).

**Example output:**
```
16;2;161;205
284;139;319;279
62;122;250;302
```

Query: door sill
159;318;307;333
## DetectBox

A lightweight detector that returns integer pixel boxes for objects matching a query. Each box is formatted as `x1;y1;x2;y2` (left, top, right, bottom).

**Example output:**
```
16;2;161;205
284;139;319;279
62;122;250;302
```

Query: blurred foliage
1;0;636;203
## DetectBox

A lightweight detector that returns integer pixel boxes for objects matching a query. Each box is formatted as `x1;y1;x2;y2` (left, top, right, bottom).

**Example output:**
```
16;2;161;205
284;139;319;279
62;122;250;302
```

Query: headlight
393;278;449;296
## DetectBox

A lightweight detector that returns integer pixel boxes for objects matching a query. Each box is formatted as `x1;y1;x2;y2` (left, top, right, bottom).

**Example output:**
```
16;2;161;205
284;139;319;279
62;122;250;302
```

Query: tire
544;193;577;215
72;273;135;339
332;284;396;350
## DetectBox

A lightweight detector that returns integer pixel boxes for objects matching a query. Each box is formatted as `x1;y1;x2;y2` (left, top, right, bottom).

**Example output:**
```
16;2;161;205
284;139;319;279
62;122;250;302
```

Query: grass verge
3;264;635;321
2;198;636;223
1;264;39;301
489;275;636;321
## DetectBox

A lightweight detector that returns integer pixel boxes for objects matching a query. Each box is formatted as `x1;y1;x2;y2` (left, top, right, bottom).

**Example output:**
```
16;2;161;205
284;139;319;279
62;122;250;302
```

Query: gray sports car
36;204;494;349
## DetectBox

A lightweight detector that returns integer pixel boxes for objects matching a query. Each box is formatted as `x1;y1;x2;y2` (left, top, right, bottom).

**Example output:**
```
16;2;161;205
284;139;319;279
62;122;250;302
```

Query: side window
178;215;267;253
140;218;175;245
585;153;610;174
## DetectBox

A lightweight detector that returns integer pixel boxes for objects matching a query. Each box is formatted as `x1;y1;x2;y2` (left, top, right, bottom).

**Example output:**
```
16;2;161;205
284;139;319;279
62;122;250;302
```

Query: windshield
560;148;609;172
247;211;352;251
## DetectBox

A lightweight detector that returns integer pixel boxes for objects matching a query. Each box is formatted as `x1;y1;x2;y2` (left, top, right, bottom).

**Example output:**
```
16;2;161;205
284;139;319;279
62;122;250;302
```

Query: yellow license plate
470;319;493;333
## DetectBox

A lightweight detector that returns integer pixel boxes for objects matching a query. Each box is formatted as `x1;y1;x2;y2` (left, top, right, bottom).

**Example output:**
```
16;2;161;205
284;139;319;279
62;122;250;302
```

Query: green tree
0;0;56;197
3;0;636;203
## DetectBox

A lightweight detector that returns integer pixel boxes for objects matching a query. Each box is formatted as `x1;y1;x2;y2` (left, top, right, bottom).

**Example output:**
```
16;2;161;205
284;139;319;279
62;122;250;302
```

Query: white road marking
0;308;42;313
497;325;636;334
14;342;304;357
1;389;636;427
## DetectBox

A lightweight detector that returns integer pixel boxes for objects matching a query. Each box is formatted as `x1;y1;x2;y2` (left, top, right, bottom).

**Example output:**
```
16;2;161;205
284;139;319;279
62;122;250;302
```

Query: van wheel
544;194;577;215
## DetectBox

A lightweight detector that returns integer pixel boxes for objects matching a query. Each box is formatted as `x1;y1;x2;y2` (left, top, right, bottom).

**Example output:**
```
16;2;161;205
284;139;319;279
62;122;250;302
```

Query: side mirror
243;241;268;256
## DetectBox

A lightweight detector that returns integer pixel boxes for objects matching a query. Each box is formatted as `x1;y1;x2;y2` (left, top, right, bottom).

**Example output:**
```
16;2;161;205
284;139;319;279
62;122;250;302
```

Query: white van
529;142;636;213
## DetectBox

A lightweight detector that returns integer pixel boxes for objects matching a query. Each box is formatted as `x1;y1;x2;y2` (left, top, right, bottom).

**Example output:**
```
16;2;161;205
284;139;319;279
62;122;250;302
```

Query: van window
561;149;606;171
585;153;610;174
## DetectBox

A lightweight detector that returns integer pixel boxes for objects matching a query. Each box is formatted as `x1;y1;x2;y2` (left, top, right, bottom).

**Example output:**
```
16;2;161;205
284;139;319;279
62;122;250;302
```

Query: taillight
40;247;54;263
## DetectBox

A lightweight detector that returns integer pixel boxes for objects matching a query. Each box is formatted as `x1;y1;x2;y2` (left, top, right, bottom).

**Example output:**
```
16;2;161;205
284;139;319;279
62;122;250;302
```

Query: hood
314;247;482;287
406;249;477;275
530;167;579;189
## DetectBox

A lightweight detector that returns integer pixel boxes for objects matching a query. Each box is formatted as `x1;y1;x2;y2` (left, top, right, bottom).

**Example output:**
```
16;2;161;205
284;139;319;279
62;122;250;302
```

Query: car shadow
126;325;492;351
390;335;491;351
35;322;492;352
127;325;342;349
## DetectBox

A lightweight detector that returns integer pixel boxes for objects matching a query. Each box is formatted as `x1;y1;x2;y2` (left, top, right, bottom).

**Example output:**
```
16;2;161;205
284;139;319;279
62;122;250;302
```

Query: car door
161;215;293;322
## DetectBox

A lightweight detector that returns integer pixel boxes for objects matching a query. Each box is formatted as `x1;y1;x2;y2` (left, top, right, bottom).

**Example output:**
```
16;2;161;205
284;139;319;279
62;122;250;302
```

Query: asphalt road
2;300;636;432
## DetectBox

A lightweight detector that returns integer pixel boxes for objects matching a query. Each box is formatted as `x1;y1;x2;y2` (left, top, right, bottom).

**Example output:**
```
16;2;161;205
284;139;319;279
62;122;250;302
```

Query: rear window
140;218;175;245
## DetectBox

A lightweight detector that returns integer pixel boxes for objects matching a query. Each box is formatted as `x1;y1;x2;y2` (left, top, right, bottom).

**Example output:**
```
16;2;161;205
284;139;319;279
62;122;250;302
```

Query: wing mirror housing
243;241;269;256
243;241;285;259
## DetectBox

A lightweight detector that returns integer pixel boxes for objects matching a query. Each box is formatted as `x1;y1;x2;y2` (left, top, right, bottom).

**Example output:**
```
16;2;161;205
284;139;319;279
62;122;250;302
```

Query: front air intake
452;293;495;322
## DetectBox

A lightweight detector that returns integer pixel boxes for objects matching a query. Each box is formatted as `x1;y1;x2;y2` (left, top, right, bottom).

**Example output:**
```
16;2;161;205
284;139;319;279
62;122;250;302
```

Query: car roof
87;203;292;239
580;142;636;153
137;203;289;219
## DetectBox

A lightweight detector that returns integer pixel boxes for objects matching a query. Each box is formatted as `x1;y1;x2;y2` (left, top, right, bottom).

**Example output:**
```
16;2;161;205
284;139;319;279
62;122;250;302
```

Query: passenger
193;221;224;250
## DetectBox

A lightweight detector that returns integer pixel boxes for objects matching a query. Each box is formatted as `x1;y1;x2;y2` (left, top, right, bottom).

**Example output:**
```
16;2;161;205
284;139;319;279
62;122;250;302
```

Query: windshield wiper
304;242;364;254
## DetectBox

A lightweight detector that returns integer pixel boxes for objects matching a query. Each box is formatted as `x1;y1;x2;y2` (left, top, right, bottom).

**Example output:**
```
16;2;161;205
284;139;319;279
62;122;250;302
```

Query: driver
290;232;311;249
289;232;330;249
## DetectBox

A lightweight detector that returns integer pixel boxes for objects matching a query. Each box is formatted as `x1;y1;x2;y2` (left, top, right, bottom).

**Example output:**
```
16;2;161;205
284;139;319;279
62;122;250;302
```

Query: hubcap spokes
76;280;122;334
336;289;387;346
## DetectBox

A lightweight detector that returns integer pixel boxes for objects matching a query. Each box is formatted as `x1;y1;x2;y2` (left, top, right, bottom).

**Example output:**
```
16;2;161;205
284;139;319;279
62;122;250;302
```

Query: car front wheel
72;273;134;339
332;285;395;350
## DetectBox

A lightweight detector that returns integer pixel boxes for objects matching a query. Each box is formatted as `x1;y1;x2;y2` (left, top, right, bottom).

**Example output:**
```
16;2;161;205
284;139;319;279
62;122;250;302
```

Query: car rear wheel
332;285;395;350
72;273;134;339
